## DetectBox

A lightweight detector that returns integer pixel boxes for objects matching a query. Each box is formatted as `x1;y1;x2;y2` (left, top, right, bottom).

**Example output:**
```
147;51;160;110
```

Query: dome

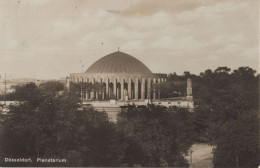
86;51;152;74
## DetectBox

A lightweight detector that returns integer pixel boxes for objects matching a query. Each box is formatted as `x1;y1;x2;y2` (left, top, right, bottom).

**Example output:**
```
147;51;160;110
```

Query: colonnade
70;76;166;101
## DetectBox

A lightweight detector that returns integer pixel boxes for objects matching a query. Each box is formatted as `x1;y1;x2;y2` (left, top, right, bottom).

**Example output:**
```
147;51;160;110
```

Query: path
185;143;213;168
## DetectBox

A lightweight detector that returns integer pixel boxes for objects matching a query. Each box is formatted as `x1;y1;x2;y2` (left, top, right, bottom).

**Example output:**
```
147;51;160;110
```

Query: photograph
0;0;259;167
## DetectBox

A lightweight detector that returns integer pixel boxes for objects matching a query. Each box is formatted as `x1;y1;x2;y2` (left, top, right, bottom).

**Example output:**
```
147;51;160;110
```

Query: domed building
69;51;167;101
68;51;193;121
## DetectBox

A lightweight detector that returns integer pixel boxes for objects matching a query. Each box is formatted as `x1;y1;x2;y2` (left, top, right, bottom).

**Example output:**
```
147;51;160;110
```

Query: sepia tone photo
0;0;259;167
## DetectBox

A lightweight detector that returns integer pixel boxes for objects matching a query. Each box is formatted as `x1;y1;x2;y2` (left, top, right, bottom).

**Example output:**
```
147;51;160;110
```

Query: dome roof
86;51;152;74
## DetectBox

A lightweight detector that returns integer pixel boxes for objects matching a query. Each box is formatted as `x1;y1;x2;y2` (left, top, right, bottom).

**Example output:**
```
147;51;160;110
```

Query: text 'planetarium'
69;51;167;101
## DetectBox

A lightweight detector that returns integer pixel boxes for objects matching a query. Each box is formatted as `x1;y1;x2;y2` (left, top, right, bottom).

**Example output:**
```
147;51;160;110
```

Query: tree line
0;81;195;167
0;66;258;167
172;67;259;167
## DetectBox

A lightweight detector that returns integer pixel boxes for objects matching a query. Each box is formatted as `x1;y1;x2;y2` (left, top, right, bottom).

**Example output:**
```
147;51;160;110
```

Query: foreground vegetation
0;82;195;167
164;67;259;167
0;66;258;167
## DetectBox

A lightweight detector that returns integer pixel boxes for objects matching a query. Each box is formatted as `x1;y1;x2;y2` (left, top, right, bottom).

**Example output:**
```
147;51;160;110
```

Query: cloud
0;0;258;79
122;0;201;16
122;40;144;51
121;0;248;16
26;0;52;6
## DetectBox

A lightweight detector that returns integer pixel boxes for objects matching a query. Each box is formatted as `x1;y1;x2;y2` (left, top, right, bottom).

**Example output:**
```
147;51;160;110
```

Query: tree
214;66;231;73
0;82;126;167
117;105;196;167
6;82;42;107
183;71;191;77
209;108;258;167
0;66;258;167
192;66;259;167
64;106;126;167
160;80;186;98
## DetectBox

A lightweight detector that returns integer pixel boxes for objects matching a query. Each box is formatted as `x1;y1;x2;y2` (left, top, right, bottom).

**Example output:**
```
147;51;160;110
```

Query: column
187;78;192;96
106;78;109;99
186;78;193;101
134;78;138;100
158;78;161;100
86;91;89;100
113;78;117;99
147;78;151;100
83;91;86;100
153;78;156;100
90;91;94;99
101;78;105;100
161;78;164;83
81;77;84;100
82;91;85;100
117;87;120;99
102;90;105;100
96;78;99;100
141;78;145;100
91;78;95;99
121;78;124;100
109;86;112;99
128;78;132;100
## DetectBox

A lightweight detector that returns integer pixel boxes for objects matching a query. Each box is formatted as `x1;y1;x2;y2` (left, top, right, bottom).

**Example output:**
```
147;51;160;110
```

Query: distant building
68;51;194;121
0;101;21;114
0;78;49;95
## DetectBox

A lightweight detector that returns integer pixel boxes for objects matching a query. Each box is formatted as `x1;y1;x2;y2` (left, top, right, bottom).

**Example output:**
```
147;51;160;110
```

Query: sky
0;0;259;79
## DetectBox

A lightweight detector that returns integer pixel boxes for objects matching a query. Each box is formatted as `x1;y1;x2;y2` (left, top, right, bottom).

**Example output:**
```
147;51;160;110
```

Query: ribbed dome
86;51;152;74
